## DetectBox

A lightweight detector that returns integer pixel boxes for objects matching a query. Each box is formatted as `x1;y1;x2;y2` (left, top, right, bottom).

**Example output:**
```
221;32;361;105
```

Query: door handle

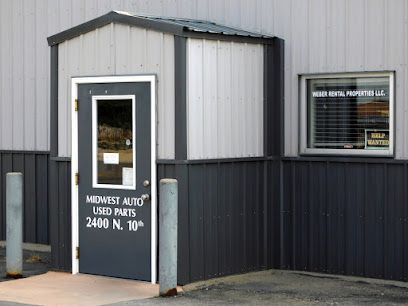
141;194;150;202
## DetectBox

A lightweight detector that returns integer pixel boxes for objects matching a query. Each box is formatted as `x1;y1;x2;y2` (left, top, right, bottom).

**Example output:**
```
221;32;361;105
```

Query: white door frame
71;75;157;284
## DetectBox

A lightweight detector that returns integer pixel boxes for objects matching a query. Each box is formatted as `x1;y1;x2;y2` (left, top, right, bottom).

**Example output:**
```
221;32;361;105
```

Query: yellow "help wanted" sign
365;130;389;149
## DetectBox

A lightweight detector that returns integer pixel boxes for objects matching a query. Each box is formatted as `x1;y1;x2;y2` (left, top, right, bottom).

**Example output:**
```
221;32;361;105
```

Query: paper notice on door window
122;167;134;186
103;153;119;164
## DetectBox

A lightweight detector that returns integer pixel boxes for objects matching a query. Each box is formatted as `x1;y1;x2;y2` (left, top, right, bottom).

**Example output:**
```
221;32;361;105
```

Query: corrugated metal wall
58;23;175;158
1;0;406;157
282;158;408;281
49;159;71;270
0;151;49;244
157;157;408;284
0;0;49;151
158;158;281;284
186;39;264;159
283;0;408;158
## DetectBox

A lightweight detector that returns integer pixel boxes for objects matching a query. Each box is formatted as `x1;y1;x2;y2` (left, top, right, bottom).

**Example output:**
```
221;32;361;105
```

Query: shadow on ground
111;270;408;306
0;247;50;281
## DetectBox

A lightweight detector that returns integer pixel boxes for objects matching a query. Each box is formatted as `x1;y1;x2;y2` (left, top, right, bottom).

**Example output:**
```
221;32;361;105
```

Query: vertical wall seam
363;162;367;276
263;160;268;268
324;161;328;272
215;41;219;159
404;162;407;281
50;45;59;157
229;41;233;156
174;35;187;160
46;156;50;244
383;163;387;278
307;160;312;271
186;164;191;283
0;154;2;238
0;4;3;149
33;0;38;150
201;39;205;159
10;1;15;150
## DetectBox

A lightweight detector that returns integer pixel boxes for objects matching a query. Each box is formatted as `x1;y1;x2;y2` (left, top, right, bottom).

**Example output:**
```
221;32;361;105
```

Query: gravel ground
0;257;407;306
111;270;408;306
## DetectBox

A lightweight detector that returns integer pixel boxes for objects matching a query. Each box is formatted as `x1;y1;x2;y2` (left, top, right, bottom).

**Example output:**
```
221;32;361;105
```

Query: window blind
307;77;389;150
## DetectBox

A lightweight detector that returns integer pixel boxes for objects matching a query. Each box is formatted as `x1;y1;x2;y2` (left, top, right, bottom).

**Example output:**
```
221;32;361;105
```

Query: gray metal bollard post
6;172;23;278
159;178;178;296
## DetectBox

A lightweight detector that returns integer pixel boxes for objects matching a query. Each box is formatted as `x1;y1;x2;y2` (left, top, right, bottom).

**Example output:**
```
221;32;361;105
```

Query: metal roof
115;11;269;38
47;10;273;46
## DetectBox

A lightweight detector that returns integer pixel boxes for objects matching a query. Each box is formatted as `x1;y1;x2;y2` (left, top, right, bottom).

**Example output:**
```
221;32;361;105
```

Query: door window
92;95;136;189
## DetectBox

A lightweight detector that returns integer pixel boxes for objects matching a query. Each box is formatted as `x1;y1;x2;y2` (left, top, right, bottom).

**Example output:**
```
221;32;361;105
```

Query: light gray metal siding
283;0;407;158
58;24;175;158
186;38;264;159
1;0;408;158
0;0;50;151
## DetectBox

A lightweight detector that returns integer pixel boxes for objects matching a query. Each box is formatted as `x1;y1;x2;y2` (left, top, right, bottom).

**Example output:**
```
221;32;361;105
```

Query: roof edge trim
47;11;275;46
47;11;186;46
48;11;116;46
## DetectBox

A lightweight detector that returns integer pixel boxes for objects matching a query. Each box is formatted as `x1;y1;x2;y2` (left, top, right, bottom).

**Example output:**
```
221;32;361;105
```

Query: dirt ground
0;258;407;305
112;269;408;306
0;247;50;306
0;247;50;281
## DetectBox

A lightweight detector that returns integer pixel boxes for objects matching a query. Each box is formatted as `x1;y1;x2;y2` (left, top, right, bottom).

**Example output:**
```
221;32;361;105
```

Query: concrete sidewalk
1;269;408;305
0;272;158;306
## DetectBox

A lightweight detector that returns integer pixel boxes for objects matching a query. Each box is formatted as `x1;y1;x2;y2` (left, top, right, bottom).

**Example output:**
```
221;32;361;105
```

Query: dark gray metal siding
174;36;187;160
264;37;284;156
50;45;58;157
157;158;408;284
0;151;49;244
281;158;408;281
49;41;72;270
49;158;408;282
158;158;281;285
49;159;71;271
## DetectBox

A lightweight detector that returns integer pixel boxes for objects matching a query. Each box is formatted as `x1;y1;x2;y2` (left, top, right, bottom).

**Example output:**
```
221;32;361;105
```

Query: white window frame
299;72;394;156
92;95;136;190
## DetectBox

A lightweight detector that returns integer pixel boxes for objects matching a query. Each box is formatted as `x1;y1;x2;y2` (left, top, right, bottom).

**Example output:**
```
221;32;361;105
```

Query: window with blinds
301;73;393;156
